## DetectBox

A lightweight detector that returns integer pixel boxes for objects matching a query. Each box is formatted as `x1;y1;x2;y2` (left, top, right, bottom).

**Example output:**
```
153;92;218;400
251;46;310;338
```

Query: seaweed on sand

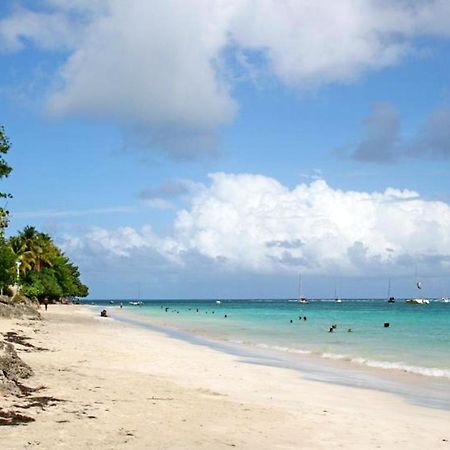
0;409;35;426
3;332;48;351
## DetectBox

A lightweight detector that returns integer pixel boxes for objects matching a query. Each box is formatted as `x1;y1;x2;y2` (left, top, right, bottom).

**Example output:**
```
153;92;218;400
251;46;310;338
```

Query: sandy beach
1;305;449;449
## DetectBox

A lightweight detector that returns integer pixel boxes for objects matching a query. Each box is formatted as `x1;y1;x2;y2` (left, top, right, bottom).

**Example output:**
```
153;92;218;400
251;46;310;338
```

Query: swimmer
347;328;352;332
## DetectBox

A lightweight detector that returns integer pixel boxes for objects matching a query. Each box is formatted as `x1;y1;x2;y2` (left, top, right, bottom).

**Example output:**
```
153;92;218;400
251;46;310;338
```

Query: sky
1;0;450;299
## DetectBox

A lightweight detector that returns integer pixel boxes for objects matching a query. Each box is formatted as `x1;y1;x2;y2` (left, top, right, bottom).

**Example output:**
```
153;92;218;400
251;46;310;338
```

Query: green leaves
0;126;12;232
10;226;89;299
0;237;17;289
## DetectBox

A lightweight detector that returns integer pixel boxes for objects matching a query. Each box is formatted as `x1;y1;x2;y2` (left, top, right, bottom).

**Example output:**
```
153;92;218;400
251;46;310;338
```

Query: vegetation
9;226;88;300
0;126;88;300
0;126;12;231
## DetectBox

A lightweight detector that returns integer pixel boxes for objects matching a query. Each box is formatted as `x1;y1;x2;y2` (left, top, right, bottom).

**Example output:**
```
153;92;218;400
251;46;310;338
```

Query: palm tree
10;226;55;275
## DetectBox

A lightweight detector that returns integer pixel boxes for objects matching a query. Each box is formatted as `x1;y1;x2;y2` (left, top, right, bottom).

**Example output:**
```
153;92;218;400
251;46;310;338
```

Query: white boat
442;298;450;303
334;280;341;303
216;300;222;304
129;301;143;306
405;298;430;305
406;270;429;305
297;274;309;304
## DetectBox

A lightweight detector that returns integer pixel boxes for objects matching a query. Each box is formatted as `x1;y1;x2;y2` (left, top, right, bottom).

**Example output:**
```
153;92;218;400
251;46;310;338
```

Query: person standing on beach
44;297;49;311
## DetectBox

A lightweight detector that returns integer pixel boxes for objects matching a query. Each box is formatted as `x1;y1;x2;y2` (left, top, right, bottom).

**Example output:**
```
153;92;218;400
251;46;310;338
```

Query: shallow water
89;298;450;380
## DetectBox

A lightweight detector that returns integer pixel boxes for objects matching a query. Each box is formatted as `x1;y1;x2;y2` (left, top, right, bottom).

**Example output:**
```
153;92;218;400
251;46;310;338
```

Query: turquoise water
91;299;450;379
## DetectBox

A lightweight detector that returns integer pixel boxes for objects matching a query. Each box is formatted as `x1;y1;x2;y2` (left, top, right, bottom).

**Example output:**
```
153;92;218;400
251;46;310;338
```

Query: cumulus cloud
350;103;450;162
2;0;450;158
62;173;450;278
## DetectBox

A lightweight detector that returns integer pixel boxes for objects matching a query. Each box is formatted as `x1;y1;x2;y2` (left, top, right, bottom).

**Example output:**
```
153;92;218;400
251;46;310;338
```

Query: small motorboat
129;301;143;306
405;298;430;305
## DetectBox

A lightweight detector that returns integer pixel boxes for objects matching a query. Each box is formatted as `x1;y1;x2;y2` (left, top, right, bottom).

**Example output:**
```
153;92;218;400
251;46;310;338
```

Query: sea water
91;298;450;380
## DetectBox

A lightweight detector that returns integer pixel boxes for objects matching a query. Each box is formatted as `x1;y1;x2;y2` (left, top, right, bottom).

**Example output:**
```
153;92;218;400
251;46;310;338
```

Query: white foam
255;343;311;355
351;357;450;379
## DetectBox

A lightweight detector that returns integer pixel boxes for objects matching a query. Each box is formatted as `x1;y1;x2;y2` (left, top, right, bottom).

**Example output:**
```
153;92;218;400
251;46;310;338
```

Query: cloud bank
2;0;450;158
351;103;450;163
62;173;450;278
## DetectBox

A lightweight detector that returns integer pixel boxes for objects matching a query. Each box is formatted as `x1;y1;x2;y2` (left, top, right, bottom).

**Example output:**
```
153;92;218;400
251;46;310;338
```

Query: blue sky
1;1;450;299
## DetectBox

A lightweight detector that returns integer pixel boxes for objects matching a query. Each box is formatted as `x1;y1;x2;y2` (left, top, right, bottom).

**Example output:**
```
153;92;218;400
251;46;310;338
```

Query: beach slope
1;306;448;449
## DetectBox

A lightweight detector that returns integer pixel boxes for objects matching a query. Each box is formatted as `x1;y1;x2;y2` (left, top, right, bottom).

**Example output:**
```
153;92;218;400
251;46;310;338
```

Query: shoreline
91;298;450;381
1;305;449;449
109;308;450;411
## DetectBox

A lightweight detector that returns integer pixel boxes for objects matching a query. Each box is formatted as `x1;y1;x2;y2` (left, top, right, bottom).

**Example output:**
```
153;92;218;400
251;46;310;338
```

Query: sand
0;305;449;449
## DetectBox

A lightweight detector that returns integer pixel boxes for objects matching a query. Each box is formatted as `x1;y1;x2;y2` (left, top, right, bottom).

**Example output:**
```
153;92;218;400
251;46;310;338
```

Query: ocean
89;298;450;380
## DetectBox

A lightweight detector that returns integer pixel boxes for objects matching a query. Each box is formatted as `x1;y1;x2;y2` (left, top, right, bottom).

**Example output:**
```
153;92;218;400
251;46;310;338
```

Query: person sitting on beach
100;309;108;317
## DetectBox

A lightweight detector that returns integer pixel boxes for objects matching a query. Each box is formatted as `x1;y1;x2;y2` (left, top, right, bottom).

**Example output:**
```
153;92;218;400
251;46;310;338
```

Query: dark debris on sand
3;331;48;352
0;304;64;427
0;409;36;426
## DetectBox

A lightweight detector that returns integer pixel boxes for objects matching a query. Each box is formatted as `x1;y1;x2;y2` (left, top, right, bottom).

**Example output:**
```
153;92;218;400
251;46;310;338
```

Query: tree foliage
0;236;16;290
0;126;12;231
10;227;89;300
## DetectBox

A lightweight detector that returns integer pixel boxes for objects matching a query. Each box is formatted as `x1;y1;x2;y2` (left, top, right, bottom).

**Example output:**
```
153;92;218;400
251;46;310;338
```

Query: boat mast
298;273;303;299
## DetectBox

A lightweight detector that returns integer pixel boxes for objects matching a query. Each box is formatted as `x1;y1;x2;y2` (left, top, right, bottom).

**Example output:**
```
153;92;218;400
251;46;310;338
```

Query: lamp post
15;260;21;294
16;260;21;281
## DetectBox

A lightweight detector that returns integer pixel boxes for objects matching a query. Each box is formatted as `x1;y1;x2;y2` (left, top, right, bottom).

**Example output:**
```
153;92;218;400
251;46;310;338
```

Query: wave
243;342;450;379
349;357;450;379
255;342;312;355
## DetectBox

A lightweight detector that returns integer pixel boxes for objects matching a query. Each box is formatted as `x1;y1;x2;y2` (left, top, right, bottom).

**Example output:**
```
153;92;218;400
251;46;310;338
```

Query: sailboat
129;283;144;306
297;274;309;304
334;280;342;303
387;278;395;303
405;273;429;305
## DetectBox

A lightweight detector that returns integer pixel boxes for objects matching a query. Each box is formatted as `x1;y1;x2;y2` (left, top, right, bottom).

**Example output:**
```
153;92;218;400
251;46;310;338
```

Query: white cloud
62;173;450;277
2;1;450;157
